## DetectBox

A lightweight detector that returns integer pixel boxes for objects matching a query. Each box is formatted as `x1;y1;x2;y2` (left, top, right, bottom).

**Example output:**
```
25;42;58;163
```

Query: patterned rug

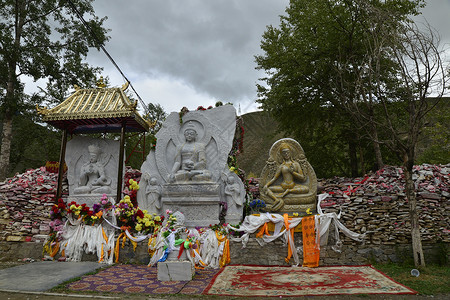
204;265;417;297
68;264;219;295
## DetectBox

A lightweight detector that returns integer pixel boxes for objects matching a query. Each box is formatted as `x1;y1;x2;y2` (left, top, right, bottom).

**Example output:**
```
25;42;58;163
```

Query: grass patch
374;263;450;295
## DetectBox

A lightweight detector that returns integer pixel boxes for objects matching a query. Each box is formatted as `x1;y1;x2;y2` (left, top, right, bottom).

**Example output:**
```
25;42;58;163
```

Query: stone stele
259;138;317;214
137;105;237;227
65;136;123;207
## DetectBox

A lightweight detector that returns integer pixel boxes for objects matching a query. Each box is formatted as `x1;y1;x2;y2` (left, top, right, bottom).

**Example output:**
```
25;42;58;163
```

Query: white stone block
157;261;195;281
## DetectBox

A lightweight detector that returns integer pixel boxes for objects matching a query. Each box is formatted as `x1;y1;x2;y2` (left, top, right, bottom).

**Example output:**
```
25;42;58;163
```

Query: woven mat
204;265;417;297
68;264;219;295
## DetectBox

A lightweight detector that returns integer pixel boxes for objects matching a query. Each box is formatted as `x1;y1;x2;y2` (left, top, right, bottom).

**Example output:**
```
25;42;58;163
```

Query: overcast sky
77;1;450;115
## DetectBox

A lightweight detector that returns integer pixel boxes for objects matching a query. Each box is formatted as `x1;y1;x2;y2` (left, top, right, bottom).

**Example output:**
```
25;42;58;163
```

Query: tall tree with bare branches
338;14;447;267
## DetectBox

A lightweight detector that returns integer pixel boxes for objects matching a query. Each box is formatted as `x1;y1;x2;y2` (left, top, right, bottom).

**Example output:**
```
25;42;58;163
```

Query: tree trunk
372;125;384;170
0;114;13;181
349;136;358;177
404;164;426;267
359;145;366;175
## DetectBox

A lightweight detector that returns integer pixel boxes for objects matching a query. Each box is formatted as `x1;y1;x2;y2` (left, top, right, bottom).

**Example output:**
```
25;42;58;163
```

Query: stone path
0;261;103;292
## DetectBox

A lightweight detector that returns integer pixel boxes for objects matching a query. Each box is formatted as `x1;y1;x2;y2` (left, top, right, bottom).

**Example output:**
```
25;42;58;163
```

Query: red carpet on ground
204;265;417;297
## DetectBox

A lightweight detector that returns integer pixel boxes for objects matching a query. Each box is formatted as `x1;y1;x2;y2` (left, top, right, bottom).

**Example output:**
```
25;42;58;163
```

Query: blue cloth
158;248;169;262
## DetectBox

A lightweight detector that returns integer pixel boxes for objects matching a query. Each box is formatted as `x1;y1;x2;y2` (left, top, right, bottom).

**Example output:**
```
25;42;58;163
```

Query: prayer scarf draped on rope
55;193;364;267
227;194;366;266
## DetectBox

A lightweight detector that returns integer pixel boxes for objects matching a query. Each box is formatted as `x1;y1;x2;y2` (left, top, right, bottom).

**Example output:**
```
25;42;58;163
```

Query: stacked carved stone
318;164;450;245
0;166;142;243
0;167;65;242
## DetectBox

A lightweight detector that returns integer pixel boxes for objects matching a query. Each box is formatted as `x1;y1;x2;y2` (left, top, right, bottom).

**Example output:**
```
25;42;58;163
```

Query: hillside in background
236;111;291;177
236;100;449;179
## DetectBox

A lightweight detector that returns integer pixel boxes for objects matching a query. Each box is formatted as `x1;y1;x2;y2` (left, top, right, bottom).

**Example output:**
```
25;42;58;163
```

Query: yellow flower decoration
135;224;142;232
293;213;299;217
306;208;312;215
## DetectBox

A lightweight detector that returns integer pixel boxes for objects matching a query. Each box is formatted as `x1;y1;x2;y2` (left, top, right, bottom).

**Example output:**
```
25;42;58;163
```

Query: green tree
0;0;109;180
125;103;167;169
256;0;446;267
255;0;423;175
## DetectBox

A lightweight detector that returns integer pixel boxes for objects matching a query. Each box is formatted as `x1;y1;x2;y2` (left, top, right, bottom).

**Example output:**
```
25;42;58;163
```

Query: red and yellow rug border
203;264;417;297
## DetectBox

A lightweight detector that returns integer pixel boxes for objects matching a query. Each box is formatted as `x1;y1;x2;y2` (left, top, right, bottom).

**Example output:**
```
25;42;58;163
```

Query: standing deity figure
224;174;243;207
74;144;112;194
144;175;162;213
168;122;212;183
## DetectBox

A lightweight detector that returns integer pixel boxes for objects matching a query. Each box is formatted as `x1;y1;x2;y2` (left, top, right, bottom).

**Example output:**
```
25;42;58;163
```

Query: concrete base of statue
161;183;220;227
66;194;117;207
157;260;195;281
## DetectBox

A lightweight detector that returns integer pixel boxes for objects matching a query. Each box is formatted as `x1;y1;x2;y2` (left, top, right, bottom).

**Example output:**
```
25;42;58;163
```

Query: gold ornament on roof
96;76;106;88
121;81;129;91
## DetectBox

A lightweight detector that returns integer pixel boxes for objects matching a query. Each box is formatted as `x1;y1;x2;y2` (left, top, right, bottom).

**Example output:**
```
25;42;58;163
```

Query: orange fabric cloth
256;222;271;238
302;216;320;267
50;241;60;258
283;214;295;263
216;232;231;267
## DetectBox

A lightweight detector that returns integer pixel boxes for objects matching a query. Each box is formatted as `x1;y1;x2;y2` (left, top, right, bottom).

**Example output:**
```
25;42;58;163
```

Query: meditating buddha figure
74;144;112;194
168;122;212;183
263;142;309;211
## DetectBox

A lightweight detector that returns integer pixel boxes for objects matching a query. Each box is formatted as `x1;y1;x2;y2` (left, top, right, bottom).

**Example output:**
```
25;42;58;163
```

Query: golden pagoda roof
37;82;150;133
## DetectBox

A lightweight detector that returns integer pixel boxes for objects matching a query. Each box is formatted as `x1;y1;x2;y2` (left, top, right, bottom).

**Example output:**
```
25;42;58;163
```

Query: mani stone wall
0;167;63;243
0;164;448;265
318;164;449;246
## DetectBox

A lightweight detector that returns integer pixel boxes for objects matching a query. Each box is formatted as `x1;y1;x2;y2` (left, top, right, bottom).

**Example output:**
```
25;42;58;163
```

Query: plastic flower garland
123;178;140;207
114;195;164;235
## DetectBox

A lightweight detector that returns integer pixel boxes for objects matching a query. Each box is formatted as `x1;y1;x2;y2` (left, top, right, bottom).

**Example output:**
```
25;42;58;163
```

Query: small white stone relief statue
144;174;162;213
74;144;112;195
222;171;245;224
224;174;243;207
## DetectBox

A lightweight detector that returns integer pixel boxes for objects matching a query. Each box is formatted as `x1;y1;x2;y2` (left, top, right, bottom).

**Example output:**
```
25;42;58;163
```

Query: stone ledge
1;240;448;265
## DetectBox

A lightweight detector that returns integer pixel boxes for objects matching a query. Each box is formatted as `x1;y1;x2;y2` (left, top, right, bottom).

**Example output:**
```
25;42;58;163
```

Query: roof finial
96;76;106;89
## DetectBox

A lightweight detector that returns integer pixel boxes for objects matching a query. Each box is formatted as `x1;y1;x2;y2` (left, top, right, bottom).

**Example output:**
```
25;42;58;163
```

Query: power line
65;0;150;116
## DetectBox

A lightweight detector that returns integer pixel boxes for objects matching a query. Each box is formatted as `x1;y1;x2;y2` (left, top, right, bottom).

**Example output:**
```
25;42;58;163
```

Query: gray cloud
85;0;449;114
88;0;288;111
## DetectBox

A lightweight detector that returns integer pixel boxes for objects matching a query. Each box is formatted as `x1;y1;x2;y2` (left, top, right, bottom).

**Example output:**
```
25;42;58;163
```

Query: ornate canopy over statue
36;79;151;201
36;80;151;134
